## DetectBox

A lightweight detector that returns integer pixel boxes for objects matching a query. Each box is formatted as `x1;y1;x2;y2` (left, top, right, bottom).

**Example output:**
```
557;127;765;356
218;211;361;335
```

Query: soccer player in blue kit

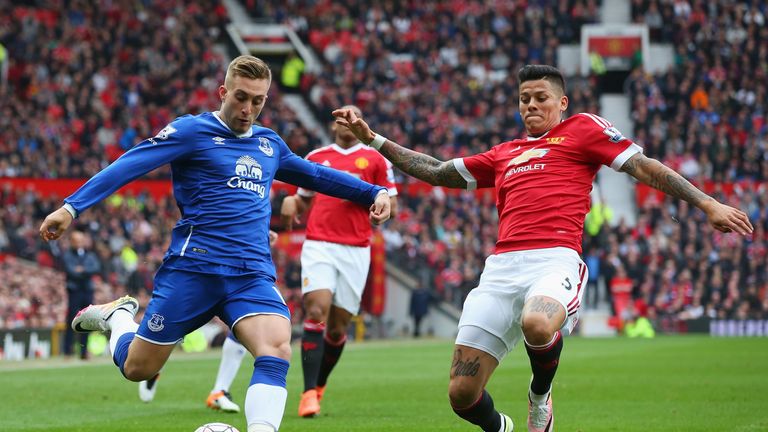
38;55;391;432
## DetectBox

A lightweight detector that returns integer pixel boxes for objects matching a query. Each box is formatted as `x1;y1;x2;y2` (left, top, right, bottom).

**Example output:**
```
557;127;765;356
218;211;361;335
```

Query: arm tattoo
621;154;711;207
452;349;481;377
528;297;560;319
379;141;467;188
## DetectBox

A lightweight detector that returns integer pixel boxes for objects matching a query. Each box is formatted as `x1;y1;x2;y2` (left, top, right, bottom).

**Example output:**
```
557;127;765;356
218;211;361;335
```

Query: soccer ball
194;423;240;432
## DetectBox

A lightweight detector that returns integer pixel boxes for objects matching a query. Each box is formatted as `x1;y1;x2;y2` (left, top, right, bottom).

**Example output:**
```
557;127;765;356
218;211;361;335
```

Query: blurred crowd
0;185;304;329
628;0;768;183
0;0;318;180
589;188;768;331
254;0;602;160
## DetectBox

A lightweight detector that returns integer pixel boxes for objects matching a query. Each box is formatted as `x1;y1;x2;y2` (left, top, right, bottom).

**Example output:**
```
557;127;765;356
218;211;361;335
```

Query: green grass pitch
2;336;767;431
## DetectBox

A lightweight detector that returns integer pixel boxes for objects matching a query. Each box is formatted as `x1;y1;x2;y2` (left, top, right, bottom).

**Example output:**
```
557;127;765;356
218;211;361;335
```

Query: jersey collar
213;111;254;138
526;119;563;140
330;142;365;154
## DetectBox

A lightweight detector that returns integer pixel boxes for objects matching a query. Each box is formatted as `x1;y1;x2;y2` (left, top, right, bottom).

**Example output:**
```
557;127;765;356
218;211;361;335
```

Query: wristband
63;203;78;219
369;133;387;150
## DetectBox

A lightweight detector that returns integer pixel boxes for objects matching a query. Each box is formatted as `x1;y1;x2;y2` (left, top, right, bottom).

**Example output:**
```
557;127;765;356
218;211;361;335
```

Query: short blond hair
225;55;272;86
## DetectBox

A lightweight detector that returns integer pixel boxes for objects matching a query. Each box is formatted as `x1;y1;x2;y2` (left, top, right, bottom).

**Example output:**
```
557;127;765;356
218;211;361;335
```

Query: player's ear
560;95;569;113
218;85;227;102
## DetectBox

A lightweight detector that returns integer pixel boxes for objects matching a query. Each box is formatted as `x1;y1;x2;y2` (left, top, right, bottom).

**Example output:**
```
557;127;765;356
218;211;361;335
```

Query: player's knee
274;340;292;361
326;326;347;343
122;359;158;382
448;378;481;409
304;304;327;322
522;314;557;345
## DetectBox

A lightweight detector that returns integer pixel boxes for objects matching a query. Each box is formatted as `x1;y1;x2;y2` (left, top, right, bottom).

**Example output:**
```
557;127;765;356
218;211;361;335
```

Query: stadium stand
248;0;603;310
0;0;320;180
258;0;768;325
2;0;767;337
0;0;309;331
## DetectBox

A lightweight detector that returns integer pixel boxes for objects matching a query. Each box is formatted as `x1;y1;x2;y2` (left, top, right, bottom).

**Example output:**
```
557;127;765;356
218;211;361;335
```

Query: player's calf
451;390;509;432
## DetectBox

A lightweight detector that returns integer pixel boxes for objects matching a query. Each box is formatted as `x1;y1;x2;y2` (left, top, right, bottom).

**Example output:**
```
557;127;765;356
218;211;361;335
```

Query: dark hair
518;65;566;94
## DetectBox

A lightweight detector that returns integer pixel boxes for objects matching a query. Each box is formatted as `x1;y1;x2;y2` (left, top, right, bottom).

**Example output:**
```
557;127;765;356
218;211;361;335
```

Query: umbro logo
213;136;226;145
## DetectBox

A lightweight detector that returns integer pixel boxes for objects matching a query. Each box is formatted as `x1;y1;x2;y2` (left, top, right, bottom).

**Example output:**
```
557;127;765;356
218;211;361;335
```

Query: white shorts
455;247;587;362
300;240;371;314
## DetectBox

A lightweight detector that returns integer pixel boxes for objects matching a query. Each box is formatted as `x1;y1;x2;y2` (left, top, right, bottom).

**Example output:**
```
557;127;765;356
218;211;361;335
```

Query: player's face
218;75;270;134
519;79;568;136
332;105;363;145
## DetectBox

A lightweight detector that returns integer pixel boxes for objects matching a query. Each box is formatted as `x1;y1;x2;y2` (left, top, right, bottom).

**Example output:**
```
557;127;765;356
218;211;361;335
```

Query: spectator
409;285;431;338
280;52;305;93
61;230;101;359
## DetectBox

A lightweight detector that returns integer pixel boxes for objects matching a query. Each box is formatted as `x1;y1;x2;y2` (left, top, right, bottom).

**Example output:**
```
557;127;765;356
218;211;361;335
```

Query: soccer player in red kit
332;65;752;432
281;105;398;418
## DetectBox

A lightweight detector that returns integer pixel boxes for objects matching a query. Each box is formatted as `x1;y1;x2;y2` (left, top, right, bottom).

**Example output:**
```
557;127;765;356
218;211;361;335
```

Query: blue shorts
136;256;289;345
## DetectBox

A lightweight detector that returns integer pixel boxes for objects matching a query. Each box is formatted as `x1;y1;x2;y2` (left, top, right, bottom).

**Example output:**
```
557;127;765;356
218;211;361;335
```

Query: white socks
108;309;138;354
245;383;287;432
212;337;247;392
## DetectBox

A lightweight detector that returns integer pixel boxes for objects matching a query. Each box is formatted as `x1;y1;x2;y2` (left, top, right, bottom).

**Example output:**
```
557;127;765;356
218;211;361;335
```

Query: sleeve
574;113;643;171
451;147;497;191
274;139;384;206
377;156;398;196
64;119;193;215
296;151;318;198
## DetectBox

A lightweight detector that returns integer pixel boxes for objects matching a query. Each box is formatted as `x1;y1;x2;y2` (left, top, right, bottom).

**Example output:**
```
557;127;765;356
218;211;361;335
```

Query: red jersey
299;143;397;247
456;113;642;254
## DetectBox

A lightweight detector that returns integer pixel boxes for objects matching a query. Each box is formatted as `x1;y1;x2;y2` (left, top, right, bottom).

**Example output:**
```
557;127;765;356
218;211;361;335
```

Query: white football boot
72;295;139;333
139;373;160;403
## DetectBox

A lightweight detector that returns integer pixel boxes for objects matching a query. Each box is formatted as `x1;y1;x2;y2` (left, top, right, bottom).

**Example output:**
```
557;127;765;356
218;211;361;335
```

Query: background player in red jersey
333;65;753;432
281;104;398;418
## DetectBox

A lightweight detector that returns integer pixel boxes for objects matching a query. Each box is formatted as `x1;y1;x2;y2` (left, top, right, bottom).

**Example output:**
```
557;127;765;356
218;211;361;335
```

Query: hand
332;107;376;144
268;230;278;247
701;199;754;235
280;195;301;231
369;190;391;225
39;207;74;241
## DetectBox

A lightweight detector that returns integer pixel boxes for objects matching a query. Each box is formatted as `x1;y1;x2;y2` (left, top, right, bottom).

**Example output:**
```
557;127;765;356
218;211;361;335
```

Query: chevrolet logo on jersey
508;148;550;166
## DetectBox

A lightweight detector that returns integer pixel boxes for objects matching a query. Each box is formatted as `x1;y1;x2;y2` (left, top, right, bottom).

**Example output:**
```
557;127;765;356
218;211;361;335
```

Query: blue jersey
64;112;385;278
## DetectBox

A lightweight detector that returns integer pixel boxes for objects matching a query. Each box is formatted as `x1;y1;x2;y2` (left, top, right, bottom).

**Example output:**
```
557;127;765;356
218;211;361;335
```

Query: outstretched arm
332;108;467;188
280;194;312;230
621;153;753;235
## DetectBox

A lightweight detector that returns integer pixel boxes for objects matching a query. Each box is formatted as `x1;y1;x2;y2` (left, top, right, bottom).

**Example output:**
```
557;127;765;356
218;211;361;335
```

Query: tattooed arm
332;107;467;188
621;153;753;235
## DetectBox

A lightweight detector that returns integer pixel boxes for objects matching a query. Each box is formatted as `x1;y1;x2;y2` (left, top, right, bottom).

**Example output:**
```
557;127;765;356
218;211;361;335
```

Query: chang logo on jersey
258;137;274;156
508;148;550;166
603;126;626;143
228;155;266;198
148;314;165;332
